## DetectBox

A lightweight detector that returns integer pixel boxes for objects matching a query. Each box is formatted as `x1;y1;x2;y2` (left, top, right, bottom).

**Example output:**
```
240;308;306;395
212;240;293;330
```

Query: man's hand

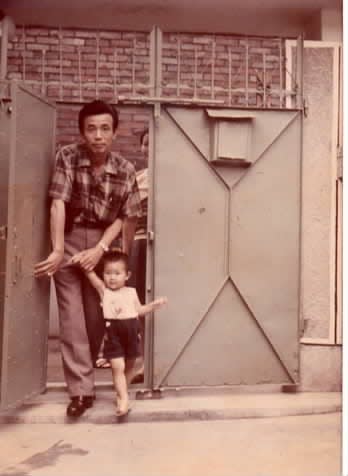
34;249;64;278
69;246;104;272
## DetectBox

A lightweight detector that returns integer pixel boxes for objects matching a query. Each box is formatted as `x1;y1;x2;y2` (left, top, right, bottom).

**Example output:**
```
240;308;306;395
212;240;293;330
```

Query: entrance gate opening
0;30;309;409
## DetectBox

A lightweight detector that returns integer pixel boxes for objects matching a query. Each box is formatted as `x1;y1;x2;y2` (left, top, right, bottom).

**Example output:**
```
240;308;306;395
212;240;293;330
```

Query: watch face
99;241;108;252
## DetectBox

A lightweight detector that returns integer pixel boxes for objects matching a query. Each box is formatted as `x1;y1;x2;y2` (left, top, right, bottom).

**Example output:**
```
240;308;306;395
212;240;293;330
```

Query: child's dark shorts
103;318;141;360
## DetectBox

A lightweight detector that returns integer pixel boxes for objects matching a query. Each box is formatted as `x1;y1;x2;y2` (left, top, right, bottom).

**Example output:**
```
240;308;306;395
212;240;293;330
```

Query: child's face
103;260;129;290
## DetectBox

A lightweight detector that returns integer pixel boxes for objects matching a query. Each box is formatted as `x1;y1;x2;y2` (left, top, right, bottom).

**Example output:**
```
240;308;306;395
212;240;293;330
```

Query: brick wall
7;26;286;166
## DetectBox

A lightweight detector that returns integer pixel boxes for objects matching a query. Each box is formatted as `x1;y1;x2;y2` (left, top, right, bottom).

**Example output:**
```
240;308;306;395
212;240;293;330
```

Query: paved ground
0;413;342;476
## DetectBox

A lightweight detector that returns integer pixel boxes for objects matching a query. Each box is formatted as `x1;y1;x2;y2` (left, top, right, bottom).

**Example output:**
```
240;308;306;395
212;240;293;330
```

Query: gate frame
285;40;341;346
143;29;306;390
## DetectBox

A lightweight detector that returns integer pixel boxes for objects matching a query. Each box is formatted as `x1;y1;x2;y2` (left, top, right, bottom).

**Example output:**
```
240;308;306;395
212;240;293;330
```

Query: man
35;100;142;418
127;128;149;383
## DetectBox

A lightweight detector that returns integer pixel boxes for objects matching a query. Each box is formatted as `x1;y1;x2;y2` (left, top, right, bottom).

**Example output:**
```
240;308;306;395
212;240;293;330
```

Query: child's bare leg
125;358;137;386
110;357;128;414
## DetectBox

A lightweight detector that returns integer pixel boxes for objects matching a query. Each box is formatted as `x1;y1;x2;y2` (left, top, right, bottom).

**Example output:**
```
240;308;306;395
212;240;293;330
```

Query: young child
85;250;167;417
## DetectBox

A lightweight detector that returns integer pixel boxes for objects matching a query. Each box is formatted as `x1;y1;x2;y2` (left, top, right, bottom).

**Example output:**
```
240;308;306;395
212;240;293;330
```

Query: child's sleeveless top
102;286;141;320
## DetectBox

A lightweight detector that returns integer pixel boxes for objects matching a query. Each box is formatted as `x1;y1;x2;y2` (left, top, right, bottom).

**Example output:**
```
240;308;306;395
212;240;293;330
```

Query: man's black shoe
67;396;94;418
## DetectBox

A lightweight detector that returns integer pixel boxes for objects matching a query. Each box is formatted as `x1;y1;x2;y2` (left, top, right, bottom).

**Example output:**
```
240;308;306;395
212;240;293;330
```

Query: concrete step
0;391;341;424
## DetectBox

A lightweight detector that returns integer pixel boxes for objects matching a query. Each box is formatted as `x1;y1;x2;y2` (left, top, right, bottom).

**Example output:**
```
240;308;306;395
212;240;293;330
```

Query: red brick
25;28;49;36
62;38;85;46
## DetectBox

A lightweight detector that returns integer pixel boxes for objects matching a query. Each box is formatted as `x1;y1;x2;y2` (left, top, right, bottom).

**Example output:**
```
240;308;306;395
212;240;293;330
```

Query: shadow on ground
1;440;88;476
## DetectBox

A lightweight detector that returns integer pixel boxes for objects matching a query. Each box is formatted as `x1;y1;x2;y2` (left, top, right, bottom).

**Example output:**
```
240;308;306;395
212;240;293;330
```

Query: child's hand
154;296;168;307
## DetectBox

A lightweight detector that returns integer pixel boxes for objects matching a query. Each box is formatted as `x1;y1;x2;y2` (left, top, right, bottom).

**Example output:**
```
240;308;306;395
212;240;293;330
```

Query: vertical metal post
21;26;26;82
176;36;181;98
77;47;82;102
262;52;266;107
228;47;232;106
296;34;304;109
245;39;249;106
58;27;63;101
279;38;283;108
41;48;46;95
113;49;118;102
95;32;100;99
145;111;155;390
211;37;215;99
193;45;198;99
0;17;10;80
148;25;163;387
132;38;136;96
150;26;162;117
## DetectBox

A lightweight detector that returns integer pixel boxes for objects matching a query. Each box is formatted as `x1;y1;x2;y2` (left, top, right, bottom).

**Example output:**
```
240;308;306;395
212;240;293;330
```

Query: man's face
82;113;116;160
141;133;149;157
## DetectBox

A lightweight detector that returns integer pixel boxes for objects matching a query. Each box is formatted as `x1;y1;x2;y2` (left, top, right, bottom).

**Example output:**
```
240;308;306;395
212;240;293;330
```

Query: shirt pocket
99;187;126;222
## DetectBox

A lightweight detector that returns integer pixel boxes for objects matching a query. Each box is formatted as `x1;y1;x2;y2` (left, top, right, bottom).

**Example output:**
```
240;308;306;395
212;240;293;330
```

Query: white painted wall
321;8;343;42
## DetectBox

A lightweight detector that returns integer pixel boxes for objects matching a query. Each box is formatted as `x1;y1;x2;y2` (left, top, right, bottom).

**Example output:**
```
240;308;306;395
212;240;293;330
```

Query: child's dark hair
78;100;119;133
102;250;129;271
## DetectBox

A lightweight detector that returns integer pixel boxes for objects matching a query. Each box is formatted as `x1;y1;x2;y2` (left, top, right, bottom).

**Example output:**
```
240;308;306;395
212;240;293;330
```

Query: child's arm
137;296;168;316
85;271;105;300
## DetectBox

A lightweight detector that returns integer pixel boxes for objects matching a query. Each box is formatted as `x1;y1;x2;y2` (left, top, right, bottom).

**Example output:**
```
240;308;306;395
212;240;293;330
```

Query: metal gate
0;81;55;409
151;106;301;387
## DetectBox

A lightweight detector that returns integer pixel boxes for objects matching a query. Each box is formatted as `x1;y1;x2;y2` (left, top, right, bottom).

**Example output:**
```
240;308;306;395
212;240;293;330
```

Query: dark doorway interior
47;105;151;388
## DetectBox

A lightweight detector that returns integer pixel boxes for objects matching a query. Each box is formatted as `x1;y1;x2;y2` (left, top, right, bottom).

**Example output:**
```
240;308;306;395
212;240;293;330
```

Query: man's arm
70;217;123;272
34;199;65;277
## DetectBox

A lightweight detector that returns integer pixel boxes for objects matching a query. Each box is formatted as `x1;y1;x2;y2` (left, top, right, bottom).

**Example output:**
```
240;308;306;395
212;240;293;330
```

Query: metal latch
148;230;155;242
0;225;7;240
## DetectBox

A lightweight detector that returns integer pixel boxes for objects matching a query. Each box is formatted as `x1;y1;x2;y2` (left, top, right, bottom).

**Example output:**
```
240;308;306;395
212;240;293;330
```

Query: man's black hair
140;128;149;146
78;100;119;133
103;250;129;271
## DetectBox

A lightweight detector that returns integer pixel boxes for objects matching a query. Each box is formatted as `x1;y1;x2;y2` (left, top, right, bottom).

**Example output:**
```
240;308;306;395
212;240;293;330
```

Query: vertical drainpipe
0;16;16;80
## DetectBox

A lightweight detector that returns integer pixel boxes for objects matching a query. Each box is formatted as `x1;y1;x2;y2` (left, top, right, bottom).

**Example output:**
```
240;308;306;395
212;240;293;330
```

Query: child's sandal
116;407;131;417
95;358;111;369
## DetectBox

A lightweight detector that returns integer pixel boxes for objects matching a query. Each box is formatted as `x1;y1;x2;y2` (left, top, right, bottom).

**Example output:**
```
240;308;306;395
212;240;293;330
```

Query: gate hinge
0;225;7;240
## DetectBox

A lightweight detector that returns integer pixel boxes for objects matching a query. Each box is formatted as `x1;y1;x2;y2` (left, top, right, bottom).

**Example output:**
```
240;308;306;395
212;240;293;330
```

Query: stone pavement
0;414;342;476
0;388;342;424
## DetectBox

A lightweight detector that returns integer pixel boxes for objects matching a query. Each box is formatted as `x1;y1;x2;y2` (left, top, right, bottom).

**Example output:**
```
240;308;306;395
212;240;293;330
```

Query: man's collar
104;156;118;176
76;144;118;175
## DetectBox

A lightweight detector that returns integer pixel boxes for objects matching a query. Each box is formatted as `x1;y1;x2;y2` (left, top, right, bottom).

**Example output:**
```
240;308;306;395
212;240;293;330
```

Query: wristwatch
97;240;109;253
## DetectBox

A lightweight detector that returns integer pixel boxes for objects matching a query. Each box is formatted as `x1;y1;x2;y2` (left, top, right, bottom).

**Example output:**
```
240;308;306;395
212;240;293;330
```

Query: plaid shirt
49;143;142;227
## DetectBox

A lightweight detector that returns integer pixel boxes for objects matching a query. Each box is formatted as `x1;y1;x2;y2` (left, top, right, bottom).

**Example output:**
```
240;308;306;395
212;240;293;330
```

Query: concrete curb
0;406;342;425
0;393;342;424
